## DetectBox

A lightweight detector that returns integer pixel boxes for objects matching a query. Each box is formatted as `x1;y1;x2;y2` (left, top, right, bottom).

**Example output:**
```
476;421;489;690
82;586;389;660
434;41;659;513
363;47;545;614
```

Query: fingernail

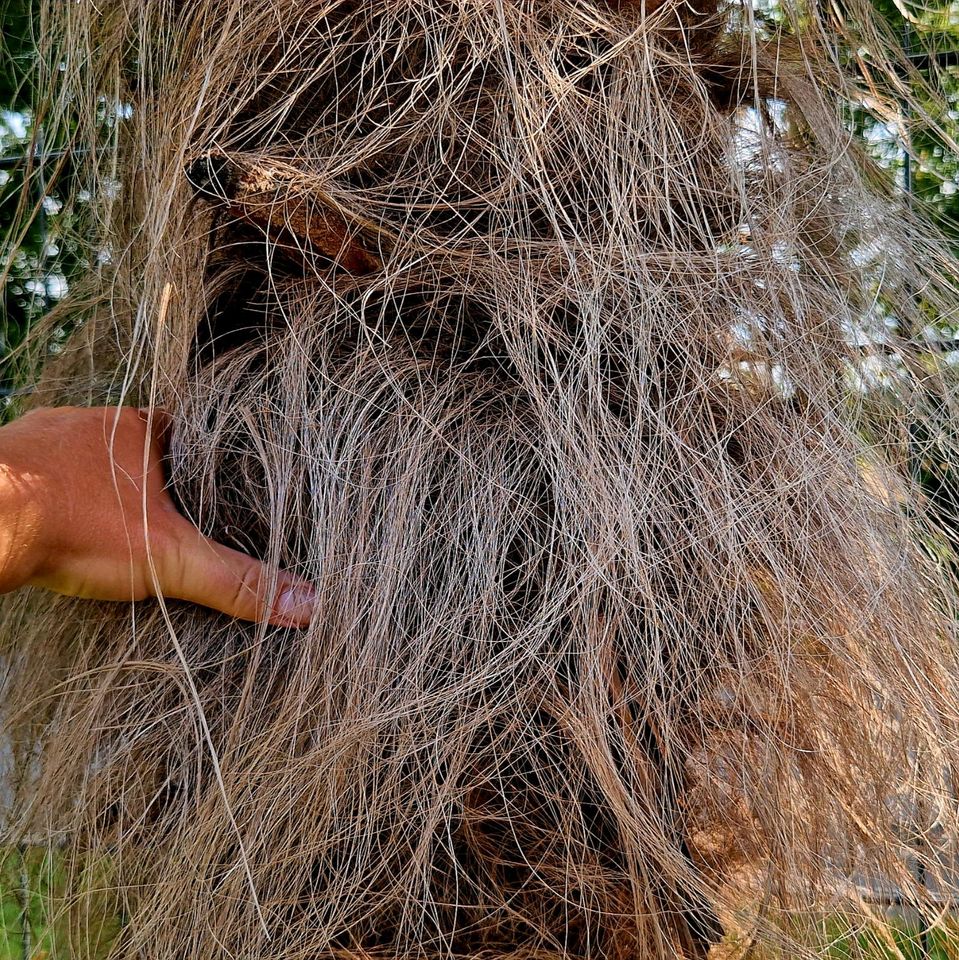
276;584;315;623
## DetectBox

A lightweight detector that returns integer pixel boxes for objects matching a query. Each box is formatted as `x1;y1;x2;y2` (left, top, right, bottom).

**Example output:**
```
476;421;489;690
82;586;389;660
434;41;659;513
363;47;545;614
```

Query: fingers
156;520;315;628
136;406;173;439
136;407;314;628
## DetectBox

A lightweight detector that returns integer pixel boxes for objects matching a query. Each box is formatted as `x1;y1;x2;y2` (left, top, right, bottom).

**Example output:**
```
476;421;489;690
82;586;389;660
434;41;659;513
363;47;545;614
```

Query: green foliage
1;0;46;362
821;915;959;960
0;0;86;395
0;847;122;960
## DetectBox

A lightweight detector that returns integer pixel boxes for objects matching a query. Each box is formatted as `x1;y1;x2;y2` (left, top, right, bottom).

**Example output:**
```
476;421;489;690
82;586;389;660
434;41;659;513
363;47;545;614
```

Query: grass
2;850;959;959
0;847;121;960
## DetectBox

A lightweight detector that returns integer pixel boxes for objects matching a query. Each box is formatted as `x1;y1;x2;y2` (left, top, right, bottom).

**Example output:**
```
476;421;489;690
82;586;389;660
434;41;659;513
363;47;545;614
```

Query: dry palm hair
4;0;959;956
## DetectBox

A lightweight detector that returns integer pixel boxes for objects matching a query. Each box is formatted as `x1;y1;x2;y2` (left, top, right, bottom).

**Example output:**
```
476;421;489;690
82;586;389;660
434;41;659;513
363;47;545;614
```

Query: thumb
156;521;315;627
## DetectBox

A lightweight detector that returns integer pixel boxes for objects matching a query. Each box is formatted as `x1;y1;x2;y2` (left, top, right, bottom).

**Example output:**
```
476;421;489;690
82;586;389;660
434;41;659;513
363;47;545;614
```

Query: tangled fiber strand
4;0;959;956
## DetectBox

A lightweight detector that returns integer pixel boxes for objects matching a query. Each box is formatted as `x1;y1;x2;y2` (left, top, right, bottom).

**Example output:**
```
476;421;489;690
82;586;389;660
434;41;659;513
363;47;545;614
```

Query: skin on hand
0;405;314;627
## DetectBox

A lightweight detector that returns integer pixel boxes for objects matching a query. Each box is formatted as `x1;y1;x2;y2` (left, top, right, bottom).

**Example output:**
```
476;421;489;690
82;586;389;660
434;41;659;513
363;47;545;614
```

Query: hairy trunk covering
4;0;959;957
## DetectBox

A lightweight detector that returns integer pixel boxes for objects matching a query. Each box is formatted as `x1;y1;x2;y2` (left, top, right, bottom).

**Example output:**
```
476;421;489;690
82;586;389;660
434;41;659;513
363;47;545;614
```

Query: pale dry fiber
3;0;959;957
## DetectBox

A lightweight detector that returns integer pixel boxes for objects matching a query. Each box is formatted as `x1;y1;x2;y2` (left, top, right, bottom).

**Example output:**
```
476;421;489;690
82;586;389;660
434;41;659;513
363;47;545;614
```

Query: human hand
0;405;314;627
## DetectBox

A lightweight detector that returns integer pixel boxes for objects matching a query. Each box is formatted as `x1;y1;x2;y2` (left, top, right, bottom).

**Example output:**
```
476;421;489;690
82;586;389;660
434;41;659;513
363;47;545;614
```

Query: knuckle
229;562;264;618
